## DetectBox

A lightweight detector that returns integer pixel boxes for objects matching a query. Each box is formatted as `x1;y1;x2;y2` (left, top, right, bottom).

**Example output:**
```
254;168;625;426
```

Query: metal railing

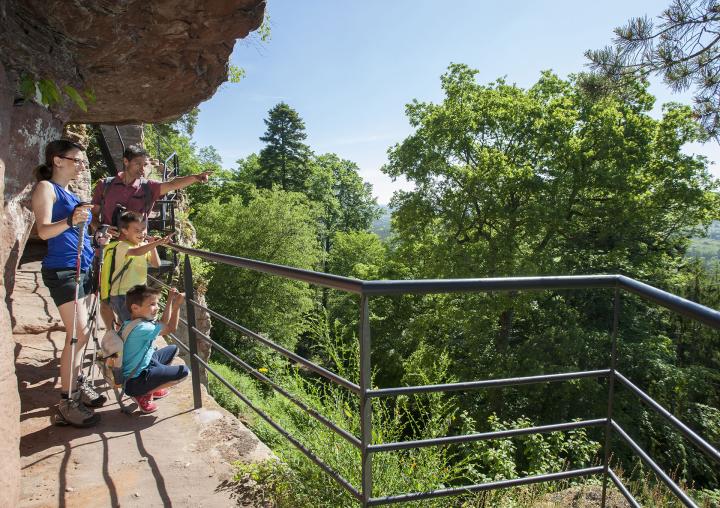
158;242;720;507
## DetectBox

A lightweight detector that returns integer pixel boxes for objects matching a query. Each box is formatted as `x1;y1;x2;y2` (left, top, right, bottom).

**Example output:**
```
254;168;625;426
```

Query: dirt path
14;259;272;507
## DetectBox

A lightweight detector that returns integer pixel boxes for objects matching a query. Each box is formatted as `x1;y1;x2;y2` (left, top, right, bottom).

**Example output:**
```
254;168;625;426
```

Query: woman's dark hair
34;139;84;182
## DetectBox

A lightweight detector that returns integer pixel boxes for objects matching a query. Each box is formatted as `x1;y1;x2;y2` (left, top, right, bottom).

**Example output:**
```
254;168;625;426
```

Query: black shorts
41;268;93;307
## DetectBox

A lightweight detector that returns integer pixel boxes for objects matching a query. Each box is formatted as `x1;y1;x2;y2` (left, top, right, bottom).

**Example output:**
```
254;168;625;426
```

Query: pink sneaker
132;394;158;414
152;388;169;399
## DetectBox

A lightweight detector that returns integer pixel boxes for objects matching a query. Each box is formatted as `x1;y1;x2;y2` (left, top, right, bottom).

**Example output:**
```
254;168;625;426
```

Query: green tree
323;230;387;334
256;102;312;191
193;189;322;356
384;64;717;282
377;64;720;480
307;153;380;257
586;0;720;137
326;230;386;279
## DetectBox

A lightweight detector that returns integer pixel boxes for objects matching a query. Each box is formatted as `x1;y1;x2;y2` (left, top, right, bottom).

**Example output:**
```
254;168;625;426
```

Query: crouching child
122;284;189;413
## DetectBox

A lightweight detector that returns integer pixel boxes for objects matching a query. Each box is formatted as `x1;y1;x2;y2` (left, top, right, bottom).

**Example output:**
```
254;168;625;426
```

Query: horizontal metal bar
147;274;172;290
192;326;361;449
367;466;604;506
190;350;362;501
611;420;698;508
368;418;606;453
161;246;720;330
608;468;642;508
168;332;191;354
184;297;361;395
617;276;720;330
615;371;720;464
360;275;619;296
368;369;611;398
167;243;363;293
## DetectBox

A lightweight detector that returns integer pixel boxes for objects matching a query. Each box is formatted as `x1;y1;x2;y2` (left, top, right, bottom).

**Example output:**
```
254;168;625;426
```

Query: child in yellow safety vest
100;211;173;325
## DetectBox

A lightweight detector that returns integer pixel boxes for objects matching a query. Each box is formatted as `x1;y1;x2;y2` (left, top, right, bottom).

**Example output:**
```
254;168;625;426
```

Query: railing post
601;288;620;507
359;294;372;507
183;254;203;409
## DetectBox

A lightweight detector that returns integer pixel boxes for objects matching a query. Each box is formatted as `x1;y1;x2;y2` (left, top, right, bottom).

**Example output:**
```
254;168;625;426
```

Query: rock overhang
0;0;266;123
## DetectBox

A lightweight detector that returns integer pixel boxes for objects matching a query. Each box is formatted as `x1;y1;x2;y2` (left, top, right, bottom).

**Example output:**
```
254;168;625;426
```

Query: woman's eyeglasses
59;156;88;167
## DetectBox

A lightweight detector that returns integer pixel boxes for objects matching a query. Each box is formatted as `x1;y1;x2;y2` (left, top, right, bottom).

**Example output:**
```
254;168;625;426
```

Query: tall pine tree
256;102;311;191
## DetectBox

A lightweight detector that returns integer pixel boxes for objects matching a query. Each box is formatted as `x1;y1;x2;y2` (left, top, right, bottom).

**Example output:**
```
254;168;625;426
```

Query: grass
207;361;642;507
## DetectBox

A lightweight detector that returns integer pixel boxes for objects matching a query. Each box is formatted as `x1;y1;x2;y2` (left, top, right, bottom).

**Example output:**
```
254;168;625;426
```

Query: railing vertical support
601;288;620;507
183;254;203;409
359;294;373;507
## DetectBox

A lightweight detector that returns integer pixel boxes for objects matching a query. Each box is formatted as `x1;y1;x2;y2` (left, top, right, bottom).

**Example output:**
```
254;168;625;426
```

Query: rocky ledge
0;0;265;123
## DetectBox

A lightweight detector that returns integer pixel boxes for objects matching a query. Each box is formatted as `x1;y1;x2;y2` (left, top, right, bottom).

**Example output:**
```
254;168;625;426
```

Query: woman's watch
66;214;75;228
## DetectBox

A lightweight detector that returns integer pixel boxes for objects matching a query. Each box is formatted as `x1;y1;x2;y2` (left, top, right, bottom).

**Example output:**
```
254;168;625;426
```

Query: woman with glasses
31;139;105;428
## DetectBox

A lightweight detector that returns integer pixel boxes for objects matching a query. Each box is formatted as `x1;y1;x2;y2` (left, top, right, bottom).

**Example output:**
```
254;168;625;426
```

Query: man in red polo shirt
91;145;211;227
91;144;211;327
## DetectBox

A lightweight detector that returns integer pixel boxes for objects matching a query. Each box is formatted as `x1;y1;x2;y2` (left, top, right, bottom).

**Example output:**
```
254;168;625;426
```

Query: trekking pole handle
74;202;91;280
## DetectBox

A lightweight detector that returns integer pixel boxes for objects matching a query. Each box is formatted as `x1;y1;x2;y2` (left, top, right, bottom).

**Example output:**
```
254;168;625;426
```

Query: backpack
99;175;153;226
99;318;143;387
99;240;134;301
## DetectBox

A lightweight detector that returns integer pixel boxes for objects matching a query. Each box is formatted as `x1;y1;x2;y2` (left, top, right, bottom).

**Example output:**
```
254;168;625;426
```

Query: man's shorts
41;268;92;307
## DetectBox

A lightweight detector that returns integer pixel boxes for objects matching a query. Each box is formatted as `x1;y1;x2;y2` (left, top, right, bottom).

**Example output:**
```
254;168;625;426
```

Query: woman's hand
94;230;112;246
70;204;92;226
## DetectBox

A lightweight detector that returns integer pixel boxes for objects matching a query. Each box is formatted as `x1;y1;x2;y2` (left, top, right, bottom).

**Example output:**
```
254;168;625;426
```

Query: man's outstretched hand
194;170;212;183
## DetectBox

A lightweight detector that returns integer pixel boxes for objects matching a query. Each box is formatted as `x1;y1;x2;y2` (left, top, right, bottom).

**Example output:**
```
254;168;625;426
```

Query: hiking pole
67;203;89;402
84;224;110;384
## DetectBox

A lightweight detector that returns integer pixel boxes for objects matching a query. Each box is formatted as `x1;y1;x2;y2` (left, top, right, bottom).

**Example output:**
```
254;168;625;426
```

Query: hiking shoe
78;377;107;408
132;394;158;414
55;398;101;428
151;388;169;399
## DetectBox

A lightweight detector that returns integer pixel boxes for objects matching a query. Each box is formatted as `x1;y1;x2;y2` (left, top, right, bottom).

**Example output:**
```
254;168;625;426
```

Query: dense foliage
147;67;720;505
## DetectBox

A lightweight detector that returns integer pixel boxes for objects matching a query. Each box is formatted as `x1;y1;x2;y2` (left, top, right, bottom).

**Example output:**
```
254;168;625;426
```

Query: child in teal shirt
121;284;188;413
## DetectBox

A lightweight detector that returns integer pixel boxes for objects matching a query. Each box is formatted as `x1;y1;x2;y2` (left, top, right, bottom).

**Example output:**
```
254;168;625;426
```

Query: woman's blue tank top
42;181;94;271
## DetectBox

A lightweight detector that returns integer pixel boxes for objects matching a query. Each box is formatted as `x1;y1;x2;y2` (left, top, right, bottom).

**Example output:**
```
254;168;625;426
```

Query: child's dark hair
123;144;148;161
34;139;85;181
118;210;145;230
125;284;161;311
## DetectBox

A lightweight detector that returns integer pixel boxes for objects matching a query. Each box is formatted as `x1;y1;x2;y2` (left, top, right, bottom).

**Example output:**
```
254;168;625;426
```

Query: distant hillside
372;205;392;240
688;221;720;263
372;214;720;260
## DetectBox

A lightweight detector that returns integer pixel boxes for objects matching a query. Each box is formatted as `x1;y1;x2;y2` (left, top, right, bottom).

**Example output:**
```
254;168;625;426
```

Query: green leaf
37;79;61;106
63;85;88;112
20;75;38;101
228;65;246;84
83;88;96;104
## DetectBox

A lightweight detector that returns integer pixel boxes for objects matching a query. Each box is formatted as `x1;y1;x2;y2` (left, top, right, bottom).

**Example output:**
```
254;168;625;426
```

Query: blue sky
192;0;719;204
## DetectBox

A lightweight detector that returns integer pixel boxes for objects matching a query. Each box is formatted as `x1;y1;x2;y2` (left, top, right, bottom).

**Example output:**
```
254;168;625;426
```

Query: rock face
0;0;265;124
1;64;66;315
0;2;266;506
0;64;53;508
